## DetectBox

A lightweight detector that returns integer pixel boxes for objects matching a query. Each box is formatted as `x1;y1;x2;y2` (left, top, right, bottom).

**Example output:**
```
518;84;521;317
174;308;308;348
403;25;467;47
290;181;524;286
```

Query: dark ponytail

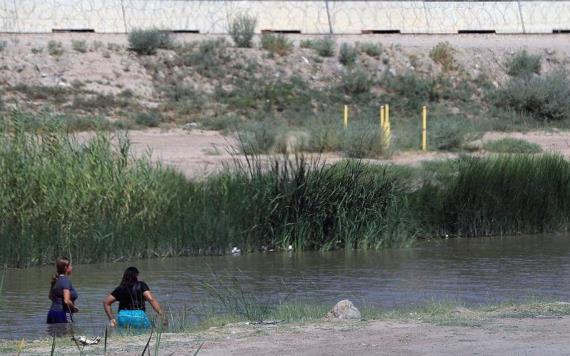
120;267;139;286
50;257;70;290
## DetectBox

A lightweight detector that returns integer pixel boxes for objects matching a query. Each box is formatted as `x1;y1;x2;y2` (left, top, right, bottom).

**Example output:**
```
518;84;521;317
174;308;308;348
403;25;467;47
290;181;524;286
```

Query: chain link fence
1;0;569;33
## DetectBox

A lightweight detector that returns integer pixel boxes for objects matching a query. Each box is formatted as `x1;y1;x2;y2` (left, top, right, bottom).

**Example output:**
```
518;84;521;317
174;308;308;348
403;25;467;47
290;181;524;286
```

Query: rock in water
327;300;361;320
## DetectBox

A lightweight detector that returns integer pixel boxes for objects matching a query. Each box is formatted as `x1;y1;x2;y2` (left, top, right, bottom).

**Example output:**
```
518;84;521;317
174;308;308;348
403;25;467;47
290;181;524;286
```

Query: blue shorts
117;310;151;329
46;310;72;324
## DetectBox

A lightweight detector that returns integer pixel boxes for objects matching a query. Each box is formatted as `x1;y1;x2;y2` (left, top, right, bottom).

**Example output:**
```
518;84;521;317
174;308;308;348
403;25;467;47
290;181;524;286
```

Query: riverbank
4;300;570;355
5;120;570;267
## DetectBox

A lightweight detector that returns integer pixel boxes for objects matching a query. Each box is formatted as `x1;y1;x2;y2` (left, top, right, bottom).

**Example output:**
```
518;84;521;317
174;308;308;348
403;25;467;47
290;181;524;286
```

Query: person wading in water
103;266;166;329
46;257;79;329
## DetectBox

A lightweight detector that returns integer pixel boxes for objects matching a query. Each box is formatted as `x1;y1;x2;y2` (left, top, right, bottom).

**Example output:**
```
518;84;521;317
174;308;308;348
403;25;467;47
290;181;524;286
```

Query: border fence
1;0;569;34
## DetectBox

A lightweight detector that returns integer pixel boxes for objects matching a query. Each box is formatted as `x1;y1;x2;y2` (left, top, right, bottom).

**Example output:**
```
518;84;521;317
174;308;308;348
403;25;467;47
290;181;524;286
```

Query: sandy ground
123;128;570;178
10;316;570;355
3;33;570;51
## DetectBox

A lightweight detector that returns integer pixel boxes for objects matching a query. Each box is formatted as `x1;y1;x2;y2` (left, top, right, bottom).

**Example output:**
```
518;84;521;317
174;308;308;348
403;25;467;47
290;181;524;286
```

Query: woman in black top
103;267;165;329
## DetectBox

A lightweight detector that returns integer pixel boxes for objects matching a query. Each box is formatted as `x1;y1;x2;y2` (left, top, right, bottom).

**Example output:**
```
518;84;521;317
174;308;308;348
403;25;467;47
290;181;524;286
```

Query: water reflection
2;233;570;339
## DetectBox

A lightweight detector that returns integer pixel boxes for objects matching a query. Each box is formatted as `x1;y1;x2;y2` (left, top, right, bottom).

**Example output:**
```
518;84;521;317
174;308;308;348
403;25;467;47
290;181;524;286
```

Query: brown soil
14;316;570;355
1;33;570;118
121;128;568;178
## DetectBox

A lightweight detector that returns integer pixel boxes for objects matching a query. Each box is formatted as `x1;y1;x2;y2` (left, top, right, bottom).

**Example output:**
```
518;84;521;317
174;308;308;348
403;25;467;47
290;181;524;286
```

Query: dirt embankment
3;33;570;177
9;312;570;355
1;33;569;118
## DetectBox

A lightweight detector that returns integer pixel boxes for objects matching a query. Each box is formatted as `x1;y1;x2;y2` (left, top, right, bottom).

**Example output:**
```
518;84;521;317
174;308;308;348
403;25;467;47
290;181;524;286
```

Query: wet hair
50;257;70;290
120;266;140;286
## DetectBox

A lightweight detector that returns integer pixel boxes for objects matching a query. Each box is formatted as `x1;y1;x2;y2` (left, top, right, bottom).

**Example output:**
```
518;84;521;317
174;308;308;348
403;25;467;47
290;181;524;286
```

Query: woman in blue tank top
46;257;79;324
103;267;166;329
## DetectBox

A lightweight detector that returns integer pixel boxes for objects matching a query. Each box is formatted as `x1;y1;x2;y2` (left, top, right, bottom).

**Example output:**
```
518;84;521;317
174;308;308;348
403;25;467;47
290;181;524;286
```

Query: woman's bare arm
103;294;117;327
143;290;164;316
63;289;78;313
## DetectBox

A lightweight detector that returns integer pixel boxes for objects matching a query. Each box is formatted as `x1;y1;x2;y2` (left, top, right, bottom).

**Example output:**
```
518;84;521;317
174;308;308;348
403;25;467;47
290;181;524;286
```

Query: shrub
236;121;283;154
338;43;358;66
384;73;443;110
427;115;478;151
71;94;125;111
429;42;455;71
71;40;87;53
506;49;541;78
178;39;229;78
47;40;64;56
340;70;373;95
10;84;70;103
128;29;172;55
260;33;293;56
360;42;382;58
306;114;343;152
299;39;315;49
135;111;161;127
314;36;335;57
199;115;241;131
483;138;542;154
342;121;387;158
493;71;570;122
228;14;257;48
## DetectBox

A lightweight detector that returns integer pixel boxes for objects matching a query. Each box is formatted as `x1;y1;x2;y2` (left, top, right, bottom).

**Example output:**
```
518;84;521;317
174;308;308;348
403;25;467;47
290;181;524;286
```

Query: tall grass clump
384;73;444;110
340;69;373;96
128;29;172;55
360;42;382;58
260;33;293;56
429;41;456;71
341;121;387;158
413;154;570;237
506;49;541;78
228;14;257;48
47;41;64;57
483;138;542;154
0;118;191;267
493;70;570;122
313;36;336;57
178;39;229;78
71;40;87;53
338;43;358;66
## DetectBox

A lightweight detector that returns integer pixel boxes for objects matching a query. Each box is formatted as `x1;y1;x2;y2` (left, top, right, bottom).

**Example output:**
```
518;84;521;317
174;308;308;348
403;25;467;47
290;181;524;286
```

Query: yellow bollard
385;104;391;149
422;105;428;151
343;105;348;129
380;105;385;129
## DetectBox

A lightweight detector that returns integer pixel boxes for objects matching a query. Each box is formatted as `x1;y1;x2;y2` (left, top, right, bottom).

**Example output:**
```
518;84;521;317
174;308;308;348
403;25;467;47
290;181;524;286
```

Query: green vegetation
3;113;570;267
228;14;257;48
71;40;87;53
359;42;382;58
483;138;542;154
134;111;162;127
429;41;456;72
339;43;358;66
506;49;541;78
493;71;570;122
128;29;172;55
340;69;373;95
47;40;64;57
306;36;336;57
260;33;293;56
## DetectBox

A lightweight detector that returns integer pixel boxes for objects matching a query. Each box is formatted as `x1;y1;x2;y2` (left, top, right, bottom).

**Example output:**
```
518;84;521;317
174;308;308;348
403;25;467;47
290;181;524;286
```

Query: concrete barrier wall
0;0;569;34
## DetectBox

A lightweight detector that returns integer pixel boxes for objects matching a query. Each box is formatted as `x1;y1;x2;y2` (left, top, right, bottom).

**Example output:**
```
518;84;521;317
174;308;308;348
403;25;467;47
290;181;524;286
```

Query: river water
2;233;570;340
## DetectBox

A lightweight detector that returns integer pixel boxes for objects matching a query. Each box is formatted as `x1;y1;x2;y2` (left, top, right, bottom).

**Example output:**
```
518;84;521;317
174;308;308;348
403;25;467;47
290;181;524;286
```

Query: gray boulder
327;299;361;320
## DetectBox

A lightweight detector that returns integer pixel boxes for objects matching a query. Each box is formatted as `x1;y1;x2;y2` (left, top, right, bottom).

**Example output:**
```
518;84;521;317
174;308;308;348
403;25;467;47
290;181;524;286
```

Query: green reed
3;114;570;267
